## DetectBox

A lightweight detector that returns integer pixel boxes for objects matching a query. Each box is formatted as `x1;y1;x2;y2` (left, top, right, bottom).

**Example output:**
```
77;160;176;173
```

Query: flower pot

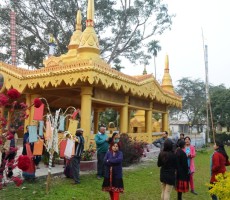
80;160;97;171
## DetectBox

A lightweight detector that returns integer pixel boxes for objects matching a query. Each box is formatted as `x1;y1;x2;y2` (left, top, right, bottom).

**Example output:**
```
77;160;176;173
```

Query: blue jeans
97;152;106;177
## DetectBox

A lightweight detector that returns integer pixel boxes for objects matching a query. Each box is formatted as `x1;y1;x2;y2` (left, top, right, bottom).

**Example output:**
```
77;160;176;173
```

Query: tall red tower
10;0;16;66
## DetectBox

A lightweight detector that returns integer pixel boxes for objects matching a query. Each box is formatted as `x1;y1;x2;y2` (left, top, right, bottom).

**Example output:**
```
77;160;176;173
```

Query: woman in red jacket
210;140;230;200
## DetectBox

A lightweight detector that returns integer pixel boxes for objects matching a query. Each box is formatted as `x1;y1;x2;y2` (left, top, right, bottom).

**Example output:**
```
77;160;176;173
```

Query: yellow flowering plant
208;172;230;200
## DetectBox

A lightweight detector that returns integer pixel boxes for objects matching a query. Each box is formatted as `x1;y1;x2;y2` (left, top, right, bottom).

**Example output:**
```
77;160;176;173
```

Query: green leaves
0;0;173;69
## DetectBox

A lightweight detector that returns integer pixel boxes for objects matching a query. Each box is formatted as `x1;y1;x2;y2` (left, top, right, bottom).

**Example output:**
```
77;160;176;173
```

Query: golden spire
68;10;82;50
61;10;82;63
161;55;174;93
87;0;94;21
78;0;100;58
76;10;82;30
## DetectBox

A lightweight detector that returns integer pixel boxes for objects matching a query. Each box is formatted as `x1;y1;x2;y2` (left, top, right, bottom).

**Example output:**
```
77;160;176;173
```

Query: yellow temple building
0;0;181;147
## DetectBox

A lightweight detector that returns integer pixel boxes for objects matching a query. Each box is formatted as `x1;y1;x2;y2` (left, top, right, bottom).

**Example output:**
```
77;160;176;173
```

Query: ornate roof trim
0;61;182;108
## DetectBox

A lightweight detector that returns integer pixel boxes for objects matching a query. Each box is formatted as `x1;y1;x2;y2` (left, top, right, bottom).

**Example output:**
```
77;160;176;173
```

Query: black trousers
71;156;81;183
97;152;106;177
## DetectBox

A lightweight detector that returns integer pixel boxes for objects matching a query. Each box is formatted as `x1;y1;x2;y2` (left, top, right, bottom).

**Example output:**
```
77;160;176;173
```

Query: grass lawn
1;146;230;200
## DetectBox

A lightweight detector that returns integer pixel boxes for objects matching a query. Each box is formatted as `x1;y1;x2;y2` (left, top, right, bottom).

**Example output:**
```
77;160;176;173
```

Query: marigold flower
17;155;30;171
0;94;9;106
12;176;23;187
34;98;42;108
7;88;21;99
6;133;14;140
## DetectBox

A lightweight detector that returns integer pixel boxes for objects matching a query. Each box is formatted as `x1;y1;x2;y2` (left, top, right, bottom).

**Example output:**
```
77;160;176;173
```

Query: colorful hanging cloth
33;139;44;155
39;121;44;136
33;103;44;121
58;115;65;131
68;119;78;135
45;119;52;140
28;126;38;143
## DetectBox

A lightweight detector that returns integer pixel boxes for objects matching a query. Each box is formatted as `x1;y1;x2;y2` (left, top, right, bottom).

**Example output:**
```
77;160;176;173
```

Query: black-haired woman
210;140;230;200
157;139;177;200
175;140;190;200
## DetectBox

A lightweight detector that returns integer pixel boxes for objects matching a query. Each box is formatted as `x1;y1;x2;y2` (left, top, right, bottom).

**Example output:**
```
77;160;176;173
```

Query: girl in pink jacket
184;136;197;195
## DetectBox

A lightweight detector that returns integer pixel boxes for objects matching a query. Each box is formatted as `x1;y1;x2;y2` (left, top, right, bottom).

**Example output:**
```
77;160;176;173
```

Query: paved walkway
12;143;159;179
13;146;69;179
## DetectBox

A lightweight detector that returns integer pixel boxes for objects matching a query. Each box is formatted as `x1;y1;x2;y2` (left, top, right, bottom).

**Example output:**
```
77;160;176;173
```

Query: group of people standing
63;126;124;200
155;131;230;200
94;126;124;200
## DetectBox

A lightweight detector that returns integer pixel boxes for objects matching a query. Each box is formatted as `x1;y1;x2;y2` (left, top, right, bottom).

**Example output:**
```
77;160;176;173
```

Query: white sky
122;0;230;88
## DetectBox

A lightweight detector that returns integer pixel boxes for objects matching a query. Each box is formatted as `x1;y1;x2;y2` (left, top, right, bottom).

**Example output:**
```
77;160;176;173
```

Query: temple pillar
93;109;99;134
81;87;93;147
162;111;169;133
120;96;129;133
145;110;152;134
145;103;153;143
24;94;31;131
128;110;132;133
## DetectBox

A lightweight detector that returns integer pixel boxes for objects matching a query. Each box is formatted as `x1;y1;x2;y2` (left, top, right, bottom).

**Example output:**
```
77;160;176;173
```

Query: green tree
0;0;173;68
174;77;206;133
147;40;162;78
210;84;230;131
99;108;118;128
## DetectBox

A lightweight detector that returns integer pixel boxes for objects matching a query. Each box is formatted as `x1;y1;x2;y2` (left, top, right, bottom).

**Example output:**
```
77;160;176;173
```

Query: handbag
60;140;67;158
64;139;75;159
33;139;44;156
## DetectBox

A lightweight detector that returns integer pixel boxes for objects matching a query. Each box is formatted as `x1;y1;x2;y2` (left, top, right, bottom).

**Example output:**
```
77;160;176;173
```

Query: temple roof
0;60;181;108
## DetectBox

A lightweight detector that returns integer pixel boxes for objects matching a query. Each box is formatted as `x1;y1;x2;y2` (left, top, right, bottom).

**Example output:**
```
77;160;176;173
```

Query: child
102;143;124;200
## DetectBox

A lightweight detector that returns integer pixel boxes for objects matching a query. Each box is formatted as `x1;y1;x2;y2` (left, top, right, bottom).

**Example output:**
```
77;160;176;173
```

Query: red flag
72;109;79;119
33;103;44;120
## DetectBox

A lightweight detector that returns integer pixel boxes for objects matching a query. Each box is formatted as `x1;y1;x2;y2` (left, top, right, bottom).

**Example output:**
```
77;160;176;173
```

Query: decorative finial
78;0;100;56
48;34;57;56
161;55;174;93
165;54;169;70
86;0;94;27
143;66;147;75
76;10;82;30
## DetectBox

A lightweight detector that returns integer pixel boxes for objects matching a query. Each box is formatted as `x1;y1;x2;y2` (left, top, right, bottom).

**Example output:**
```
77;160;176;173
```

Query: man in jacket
95;126;109;179
153;131;173;151
71;128;84;184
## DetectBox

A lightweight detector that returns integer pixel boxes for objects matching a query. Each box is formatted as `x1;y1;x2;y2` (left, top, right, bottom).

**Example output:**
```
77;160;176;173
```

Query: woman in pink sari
184;136;197;195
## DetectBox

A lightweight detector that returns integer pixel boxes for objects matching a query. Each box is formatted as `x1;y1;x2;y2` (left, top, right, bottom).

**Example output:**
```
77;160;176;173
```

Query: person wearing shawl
184;136;197;195
157;139;177;200
175;140;190;200
108;132;121;150
102;142;124;200
71;128;84;184
210;140;230;200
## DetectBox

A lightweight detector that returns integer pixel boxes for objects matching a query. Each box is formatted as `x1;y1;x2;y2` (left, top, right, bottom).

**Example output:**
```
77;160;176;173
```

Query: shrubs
119;133;147;167
81;143;96;161
214;133;230;145
209;172;230;200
